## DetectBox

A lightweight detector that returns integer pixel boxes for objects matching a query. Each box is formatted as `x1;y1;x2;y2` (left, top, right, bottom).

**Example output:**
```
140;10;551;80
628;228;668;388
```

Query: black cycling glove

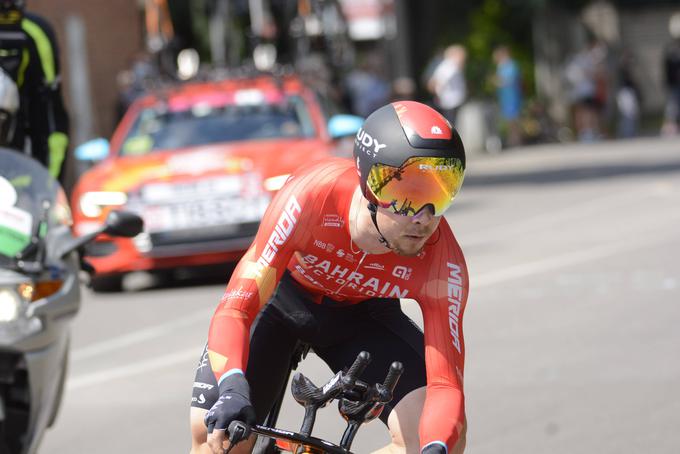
421;442;448;454
204;373;256;434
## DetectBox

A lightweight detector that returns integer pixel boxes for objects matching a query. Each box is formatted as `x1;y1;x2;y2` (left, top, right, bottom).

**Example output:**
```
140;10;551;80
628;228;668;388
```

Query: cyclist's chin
391;237;426;257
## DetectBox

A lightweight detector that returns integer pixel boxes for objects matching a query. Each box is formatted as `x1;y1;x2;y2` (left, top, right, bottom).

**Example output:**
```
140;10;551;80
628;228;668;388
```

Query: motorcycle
0;148;143;453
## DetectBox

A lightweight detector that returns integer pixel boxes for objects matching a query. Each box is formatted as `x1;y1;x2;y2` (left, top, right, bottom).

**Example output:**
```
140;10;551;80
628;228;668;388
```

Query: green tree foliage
461;0;536;99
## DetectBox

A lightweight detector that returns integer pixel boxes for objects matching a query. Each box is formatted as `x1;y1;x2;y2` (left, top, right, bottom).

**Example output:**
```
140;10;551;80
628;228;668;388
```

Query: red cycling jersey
207;158;469;450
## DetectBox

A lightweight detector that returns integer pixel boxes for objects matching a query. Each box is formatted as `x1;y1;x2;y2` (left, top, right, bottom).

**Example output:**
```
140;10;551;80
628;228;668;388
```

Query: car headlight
264;174;290;192
79;191;128;218
0;288;25;322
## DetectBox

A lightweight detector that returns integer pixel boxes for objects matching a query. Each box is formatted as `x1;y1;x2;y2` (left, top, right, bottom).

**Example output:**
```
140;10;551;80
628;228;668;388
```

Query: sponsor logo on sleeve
220;286;254;305
447;262;464;355
196;346;209;371
191;393;207;404
254;196;301;277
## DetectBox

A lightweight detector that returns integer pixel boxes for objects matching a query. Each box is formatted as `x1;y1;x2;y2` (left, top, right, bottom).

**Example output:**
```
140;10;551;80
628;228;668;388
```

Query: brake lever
225;421;251;453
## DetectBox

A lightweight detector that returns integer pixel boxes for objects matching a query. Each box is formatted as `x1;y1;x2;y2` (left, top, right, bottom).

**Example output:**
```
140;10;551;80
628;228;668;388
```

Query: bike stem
339;420;361;450
300;404;320;437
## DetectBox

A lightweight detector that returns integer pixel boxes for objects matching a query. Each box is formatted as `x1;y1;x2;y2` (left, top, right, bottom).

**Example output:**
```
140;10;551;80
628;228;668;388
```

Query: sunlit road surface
42;137;680;453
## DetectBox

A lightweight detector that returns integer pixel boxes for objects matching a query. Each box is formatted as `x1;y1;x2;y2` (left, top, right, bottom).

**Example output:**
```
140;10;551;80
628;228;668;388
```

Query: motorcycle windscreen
0;205;32;257
0;176;31;257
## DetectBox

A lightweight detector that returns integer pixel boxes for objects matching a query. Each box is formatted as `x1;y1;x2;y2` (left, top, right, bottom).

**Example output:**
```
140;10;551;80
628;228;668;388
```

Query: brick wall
29;0;144;139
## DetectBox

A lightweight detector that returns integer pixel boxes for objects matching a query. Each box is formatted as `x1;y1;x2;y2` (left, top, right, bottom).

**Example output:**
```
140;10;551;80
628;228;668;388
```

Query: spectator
616;52;641;138
564;36;607;141
427;45;467;126
493;45;523;147
344;55;390;118
661;12;680;136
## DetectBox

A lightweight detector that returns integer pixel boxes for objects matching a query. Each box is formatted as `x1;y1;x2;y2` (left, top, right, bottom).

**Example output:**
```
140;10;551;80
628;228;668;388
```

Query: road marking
462;186;657;247
473;230;677;289
67;346;202;391
71;308;213;361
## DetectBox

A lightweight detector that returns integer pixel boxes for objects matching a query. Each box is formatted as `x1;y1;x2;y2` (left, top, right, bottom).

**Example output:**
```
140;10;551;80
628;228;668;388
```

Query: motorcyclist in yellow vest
0;0;70;182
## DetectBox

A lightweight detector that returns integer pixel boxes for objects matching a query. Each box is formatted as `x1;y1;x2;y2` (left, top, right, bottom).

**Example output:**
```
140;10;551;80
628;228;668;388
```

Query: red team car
71;74;361;290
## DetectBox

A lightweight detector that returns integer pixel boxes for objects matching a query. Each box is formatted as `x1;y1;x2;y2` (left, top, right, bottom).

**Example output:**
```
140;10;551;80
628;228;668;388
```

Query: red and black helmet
353;101;466;216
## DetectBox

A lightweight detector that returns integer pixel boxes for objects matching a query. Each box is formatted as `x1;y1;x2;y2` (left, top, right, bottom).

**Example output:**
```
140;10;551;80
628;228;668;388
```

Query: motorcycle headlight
0;285;43;341
0;288;24;322
79;191;128;218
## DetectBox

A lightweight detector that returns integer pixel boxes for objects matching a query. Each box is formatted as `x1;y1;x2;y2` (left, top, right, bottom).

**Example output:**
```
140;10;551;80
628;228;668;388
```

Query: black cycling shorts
191;271;426;425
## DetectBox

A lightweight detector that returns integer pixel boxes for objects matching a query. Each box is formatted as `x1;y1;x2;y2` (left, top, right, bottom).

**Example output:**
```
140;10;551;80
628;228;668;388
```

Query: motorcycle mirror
58;211;144;258
102;210;144;238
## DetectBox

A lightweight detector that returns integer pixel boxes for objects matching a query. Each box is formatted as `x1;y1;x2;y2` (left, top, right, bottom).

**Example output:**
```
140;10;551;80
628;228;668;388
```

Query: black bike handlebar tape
343;351;371;386
383;361;404;392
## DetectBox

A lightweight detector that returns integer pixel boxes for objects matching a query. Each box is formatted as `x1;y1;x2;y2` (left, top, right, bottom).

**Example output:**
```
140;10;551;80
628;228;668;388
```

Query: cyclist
190;101;469;454
0;0;70;181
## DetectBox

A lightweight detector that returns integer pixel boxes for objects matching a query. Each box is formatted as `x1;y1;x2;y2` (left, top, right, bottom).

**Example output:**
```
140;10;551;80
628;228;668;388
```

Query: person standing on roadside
428;45;467;126
661;12;680;136
492;45;523;147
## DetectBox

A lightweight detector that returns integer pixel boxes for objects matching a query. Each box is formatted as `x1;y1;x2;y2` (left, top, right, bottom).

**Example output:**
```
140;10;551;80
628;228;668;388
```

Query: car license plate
141;175;257;203
143;195;270;232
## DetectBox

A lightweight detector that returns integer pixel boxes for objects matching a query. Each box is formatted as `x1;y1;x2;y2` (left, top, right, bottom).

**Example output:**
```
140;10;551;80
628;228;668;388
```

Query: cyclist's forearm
419;384;465;452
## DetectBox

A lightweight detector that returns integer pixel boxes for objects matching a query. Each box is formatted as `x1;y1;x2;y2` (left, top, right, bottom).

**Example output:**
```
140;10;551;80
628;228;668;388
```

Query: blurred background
8;0;675;453
26;0;680;189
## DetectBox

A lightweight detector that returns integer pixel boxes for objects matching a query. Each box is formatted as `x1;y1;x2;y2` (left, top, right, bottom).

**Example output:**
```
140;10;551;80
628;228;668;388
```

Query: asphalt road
41;137;680;454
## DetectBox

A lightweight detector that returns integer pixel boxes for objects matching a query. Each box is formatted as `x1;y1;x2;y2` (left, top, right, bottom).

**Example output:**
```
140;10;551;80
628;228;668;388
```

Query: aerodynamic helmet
353;101;466;217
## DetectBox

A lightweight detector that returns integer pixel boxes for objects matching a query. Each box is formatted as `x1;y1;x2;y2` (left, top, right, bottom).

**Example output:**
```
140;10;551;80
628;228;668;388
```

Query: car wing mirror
74;138;110;162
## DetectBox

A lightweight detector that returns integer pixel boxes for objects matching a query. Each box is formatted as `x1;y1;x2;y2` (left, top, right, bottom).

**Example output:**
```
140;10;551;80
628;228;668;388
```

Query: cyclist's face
378;206;441;256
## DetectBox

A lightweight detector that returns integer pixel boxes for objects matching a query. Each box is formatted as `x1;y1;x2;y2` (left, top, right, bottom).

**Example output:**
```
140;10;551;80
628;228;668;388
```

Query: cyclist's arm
206;174;312;385
417;255;469;452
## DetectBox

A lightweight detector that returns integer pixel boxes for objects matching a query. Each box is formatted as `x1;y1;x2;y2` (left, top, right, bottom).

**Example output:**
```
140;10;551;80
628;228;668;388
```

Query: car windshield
119;94;317;156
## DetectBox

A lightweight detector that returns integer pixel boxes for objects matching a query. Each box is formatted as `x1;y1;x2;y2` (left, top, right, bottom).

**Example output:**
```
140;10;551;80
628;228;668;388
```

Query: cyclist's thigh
313;299;426;425
191;344;219;411
190;301;299;423
246;300;300;423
